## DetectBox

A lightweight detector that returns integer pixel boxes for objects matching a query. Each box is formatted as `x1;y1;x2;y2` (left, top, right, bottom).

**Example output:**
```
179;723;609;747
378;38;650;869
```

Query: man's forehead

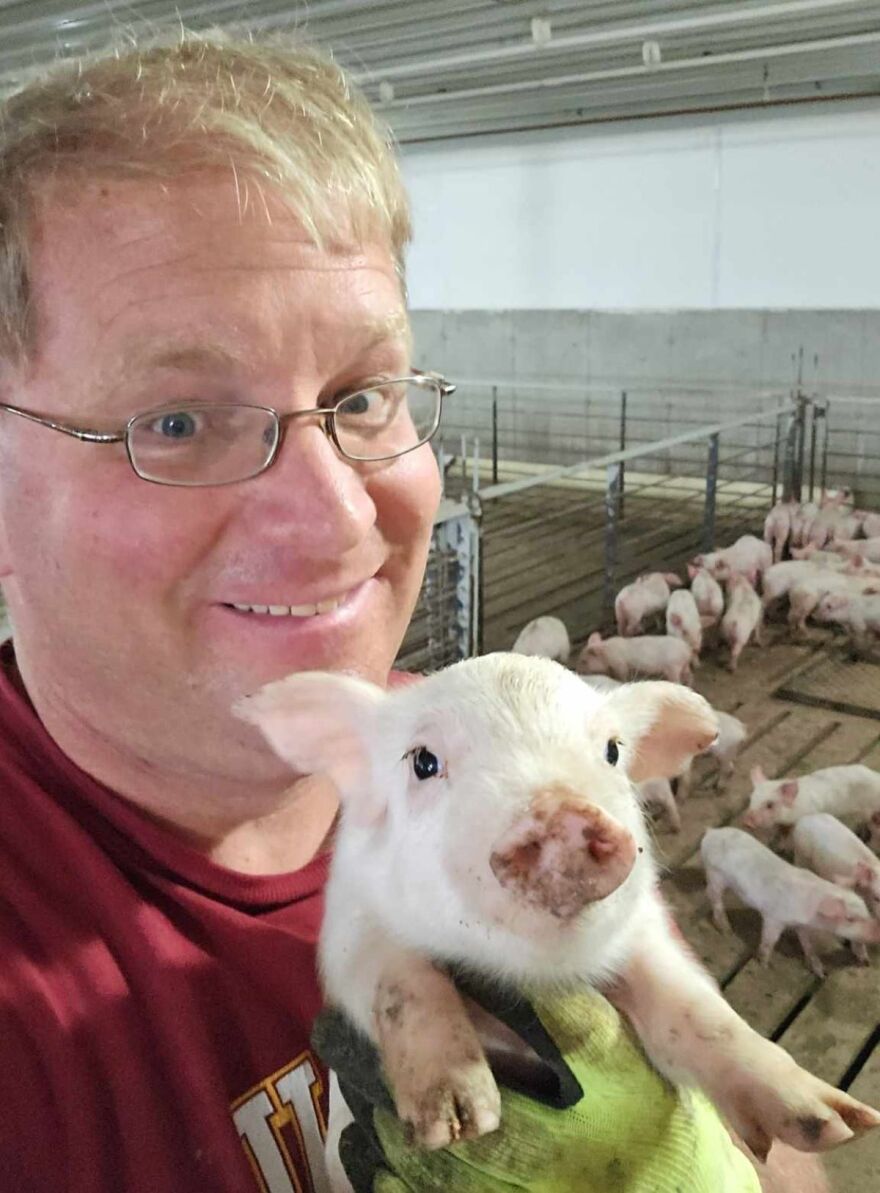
29;171;406;304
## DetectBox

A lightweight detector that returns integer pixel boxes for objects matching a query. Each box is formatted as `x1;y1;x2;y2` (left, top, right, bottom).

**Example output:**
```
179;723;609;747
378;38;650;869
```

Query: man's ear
235;671;386;823
599;682;718;782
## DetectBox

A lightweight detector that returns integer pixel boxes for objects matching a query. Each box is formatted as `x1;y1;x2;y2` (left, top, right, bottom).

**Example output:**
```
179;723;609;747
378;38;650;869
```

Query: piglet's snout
488;788;638;921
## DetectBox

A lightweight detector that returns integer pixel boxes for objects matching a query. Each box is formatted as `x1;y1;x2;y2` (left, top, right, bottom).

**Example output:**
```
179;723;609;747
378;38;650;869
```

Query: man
0;29;828;1193
0;30;442;1190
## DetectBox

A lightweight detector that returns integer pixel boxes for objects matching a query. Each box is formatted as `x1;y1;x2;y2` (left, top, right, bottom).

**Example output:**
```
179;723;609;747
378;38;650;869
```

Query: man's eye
338;392;371;416
336;390;386;420
153;411;199;439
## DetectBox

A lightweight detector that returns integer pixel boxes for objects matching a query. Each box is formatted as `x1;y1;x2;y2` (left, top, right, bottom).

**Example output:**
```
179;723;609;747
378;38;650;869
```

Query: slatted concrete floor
478;468;769;654
652;628;880;1190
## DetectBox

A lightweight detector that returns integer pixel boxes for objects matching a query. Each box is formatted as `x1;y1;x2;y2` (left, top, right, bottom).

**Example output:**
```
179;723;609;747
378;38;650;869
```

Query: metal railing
806;393;880;510
436;377;790;492
406;385;879;671
471;400;798;656
395;498;480;673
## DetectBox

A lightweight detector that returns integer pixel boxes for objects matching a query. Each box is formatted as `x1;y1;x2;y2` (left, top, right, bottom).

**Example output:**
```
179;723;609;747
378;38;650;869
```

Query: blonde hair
0;29;412;363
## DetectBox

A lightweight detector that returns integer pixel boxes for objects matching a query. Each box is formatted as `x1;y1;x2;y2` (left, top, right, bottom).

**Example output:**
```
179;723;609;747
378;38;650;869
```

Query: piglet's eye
605;739;620;766
410;746;443;781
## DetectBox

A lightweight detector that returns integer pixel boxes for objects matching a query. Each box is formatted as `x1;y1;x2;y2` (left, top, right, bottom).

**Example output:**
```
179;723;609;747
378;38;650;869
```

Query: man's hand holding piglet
313;977;761;1192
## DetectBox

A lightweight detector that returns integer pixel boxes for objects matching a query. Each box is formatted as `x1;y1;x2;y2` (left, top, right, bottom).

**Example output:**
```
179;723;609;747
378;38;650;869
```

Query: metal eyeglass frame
0;371;457;486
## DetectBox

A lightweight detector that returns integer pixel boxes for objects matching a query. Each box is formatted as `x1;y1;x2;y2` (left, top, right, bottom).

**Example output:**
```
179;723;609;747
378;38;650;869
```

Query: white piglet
813;592;880;643
241;655;879;1169
701;827;880;978
691;536;772;588
763;500;798;564
793;814;880;924
787;572;880;637
743;763;880;849
834;536;880;563
614;572;682;637
687;565;725;629
576;631;694;685
761;560;830;610
666;588;702;657
790;503;820;549
720;573;764;672
511;615;571;663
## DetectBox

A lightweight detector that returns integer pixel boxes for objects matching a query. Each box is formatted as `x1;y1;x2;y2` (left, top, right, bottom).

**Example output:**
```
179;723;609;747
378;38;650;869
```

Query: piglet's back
701;827;843;919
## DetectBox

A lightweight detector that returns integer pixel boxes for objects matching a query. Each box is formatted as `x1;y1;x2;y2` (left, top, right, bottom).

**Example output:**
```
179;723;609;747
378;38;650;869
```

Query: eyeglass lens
126;378;442;486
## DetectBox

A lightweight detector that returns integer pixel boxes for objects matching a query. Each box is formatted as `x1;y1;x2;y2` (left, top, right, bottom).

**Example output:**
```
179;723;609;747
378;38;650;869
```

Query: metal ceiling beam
376;30;880;111
352;0;873;84
0;1;876;141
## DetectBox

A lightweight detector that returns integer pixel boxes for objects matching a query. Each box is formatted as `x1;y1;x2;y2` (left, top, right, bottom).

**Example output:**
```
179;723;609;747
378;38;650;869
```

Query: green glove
313;978;761;1193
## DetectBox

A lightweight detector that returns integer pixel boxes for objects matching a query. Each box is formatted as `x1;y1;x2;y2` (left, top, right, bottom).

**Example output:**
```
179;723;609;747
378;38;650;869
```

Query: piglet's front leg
606;895;880;1161
374;954;501;1150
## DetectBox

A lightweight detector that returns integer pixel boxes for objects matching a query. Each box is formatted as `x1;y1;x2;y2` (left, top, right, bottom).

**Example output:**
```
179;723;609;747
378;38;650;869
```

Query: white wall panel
401;102;880;310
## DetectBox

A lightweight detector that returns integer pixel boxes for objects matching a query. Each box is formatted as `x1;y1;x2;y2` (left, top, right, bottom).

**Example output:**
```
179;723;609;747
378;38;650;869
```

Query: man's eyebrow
363;310;412;354
106;311;412;380
128;342;250;373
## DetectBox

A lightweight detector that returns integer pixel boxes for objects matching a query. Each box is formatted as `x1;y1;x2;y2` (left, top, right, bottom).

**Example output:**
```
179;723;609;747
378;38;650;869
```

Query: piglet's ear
818;895;849;922
750;764;767;785
779;780;799;805
235;672;386;821
599;681;718;783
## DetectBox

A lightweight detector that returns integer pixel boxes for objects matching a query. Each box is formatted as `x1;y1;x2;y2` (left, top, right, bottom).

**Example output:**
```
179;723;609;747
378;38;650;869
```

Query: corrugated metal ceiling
0;1;878;141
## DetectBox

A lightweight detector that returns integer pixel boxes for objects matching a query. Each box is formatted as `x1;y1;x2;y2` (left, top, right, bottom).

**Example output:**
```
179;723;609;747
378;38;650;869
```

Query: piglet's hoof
490;791;637;919
396;1059;501;1150
712;1041;880;1160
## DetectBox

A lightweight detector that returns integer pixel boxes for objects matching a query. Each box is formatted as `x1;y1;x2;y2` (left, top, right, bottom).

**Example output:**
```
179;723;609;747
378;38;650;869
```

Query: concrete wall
410;309;880;394
412;310;880;505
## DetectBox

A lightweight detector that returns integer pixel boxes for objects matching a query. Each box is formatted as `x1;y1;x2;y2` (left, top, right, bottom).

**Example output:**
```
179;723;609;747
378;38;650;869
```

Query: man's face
0;174;440;788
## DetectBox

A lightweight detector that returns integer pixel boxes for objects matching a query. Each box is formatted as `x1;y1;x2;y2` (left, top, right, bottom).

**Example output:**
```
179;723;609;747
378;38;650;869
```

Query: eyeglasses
0;372;455;487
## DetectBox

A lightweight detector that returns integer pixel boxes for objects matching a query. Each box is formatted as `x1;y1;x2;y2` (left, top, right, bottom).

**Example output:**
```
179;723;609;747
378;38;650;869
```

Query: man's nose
242;416;377;556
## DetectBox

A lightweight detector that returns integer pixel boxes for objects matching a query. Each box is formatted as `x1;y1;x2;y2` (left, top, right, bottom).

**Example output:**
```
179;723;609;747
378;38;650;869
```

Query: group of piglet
512;607;880;980
514;488;880;699
585;534;776;680
761;489;880;646
704;762;880;979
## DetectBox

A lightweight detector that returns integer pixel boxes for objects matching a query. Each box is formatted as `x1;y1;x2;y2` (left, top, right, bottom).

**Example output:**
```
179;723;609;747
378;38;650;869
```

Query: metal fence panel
396;499;480;673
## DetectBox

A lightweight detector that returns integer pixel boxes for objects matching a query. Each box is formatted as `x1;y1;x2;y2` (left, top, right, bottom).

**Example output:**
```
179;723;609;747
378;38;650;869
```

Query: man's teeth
231;597;343;617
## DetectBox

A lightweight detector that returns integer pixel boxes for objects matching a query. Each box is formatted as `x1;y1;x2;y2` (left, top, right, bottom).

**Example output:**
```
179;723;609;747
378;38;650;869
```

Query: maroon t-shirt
0;642;335;1192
